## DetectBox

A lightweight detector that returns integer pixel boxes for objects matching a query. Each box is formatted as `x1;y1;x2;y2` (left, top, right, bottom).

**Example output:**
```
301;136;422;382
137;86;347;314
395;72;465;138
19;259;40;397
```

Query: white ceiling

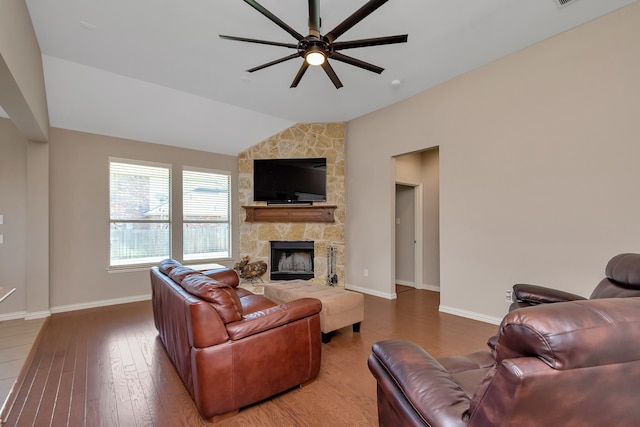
20;0;637;155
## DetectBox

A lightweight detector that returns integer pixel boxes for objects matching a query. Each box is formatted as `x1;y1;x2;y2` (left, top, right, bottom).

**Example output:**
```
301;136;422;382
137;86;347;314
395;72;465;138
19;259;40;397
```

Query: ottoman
264;280;364;343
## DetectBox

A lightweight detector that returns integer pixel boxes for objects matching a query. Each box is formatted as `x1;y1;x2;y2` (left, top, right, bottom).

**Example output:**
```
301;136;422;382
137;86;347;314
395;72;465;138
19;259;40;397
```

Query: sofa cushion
605;253;640;288
159;258;183;275
240;294;277;315
181;273;243;323
201;267;240;288
235;287;254;298
495;298;640;369
168;266;198;285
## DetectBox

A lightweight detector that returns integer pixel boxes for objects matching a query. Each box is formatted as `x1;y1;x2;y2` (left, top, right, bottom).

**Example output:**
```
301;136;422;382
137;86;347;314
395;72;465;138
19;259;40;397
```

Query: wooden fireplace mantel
243;205;336;223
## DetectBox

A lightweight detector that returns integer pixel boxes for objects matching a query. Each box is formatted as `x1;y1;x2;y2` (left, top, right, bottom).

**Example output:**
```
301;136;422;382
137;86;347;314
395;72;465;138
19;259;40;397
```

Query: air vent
554;0;579;7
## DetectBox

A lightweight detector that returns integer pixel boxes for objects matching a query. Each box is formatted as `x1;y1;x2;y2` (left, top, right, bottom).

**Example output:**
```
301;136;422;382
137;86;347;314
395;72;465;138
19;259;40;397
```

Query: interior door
395;184;416;287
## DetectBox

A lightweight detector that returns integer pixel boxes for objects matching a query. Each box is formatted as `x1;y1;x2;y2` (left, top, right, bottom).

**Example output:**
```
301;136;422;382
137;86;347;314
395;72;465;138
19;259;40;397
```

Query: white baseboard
25;310;51;320
439;305;502;325
50;294;151;314
0;311;28;321
346;284;396;300
0;310;51;321
396;281;441;293
1;295;152;320
345;283;441;300
417;283;440;292
395;280;415;287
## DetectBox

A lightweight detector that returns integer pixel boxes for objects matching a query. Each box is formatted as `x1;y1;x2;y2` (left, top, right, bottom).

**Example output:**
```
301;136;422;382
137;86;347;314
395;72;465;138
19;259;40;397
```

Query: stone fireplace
238;123;345;285
270;241;314;281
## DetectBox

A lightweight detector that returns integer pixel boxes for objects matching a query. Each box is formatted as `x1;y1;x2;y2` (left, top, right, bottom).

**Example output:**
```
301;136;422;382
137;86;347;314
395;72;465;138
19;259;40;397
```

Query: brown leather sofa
368;297;640;427
150;259;322;421
510;252;640;310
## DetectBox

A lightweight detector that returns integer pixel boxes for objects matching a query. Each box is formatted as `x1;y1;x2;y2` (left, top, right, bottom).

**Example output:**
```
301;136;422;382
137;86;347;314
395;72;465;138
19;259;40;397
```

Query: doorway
394;147;440;292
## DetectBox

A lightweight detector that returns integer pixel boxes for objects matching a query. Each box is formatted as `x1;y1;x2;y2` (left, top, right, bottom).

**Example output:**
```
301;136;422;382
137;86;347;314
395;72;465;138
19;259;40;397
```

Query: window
183;168;231;261
109;159;232;268
109;160;171;267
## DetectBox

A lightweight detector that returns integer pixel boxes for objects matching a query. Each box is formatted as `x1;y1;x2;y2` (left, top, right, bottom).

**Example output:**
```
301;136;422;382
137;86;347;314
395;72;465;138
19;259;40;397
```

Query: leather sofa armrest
368;340;470;427
226;298;322;341
512;283;586;305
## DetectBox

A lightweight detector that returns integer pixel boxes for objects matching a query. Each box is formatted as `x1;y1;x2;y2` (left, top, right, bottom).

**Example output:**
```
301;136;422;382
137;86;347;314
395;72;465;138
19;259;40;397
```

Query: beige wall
48;128;239;310
0;0;49;142
25;139;50;317
421;148;440;289
346;3;640;322
0;118;28;317
0;0;51;319
395;152;423;183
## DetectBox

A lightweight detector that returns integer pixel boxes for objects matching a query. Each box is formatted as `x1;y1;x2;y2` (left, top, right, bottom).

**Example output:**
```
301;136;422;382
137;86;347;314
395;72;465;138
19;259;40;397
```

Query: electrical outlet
505;290;512;302
364;269;369;277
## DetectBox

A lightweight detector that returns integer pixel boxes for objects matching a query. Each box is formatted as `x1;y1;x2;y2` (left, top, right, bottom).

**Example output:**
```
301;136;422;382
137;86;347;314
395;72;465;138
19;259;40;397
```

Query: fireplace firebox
270;241;314;281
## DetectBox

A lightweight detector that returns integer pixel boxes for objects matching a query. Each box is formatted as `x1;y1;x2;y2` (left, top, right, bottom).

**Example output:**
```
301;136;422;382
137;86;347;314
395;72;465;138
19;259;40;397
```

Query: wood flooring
1;287;498;426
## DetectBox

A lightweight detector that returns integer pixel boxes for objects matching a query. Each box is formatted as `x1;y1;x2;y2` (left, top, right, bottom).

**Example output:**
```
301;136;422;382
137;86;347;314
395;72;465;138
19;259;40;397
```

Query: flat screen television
254;158;327;204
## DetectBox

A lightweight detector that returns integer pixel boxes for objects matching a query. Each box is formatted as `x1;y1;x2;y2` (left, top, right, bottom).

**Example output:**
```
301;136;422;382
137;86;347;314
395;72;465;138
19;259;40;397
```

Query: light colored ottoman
264;280;364;343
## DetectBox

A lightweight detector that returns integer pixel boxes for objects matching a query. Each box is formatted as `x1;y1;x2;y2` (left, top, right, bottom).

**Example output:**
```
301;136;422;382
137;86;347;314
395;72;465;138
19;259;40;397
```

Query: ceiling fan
220;0;408;89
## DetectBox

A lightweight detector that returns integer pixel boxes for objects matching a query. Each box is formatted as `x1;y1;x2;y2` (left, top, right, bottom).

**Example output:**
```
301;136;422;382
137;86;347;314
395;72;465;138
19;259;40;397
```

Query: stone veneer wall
238;123;345;285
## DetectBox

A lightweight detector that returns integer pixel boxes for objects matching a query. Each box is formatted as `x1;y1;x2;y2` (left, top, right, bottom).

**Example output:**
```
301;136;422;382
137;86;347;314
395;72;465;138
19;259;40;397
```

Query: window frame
109;158;172;269
108;158;233;270
182;166;232;262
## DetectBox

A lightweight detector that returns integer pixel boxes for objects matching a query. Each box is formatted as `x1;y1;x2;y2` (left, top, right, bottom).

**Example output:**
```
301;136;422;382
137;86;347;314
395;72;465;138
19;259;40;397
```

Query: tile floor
0;317;46;412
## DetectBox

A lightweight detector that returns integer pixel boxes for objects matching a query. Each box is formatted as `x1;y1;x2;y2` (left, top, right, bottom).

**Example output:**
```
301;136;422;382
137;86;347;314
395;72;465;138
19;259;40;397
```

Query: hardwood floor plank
68;333;88;426
33;336;69;426
127;329;171;427
115;396;137;427
115;327;154;427
49;338;77;426
86;325;119;427
3;289;499;426
9;327;61;426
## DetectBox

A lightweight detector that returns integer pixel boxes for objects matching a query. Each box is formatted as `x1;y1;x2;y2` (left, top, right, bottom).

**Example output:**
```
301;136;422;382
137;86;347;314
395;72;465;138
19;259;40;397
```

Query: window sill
107;259;233;273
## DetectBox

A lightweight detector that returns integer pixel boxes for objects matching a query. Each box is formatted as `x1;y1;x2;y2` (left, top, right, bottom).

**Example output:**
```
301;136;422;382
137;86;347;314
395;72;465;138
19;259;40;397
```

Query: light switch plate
0;214;3;224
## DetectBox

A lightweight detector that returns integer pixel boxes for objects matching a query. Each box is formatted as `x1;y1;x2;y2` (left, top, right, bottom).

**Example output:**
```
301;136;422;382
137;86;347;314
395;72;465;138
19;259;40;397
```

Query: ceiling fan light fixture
220;0;408;88
305;50;326;66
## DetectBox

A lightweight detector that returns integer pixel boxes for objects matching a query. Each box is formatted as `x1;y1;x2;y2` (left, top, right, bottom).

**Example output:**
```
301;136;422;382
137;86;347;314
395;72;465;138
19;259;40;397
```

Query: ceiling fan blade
219;35;297;49
329;52;384;74
325;0;388;43
243;0;305;41
333;34;408;50
321;61;344;89
247;53;301;73
308;0;321;37
290;62;310;88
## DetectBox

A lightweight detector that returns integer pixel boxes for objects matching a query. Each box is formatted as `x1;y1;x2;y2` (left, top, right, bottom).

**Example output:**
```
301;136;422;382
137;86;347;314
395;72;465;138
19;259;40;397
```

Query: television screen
254;158;327;203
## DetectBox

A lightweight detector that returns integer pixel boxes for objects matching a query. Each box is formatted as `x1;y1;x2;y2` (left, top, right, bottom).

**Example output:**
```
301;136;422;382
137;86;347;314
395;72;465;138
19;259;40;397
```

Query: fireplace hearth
270;241;314;281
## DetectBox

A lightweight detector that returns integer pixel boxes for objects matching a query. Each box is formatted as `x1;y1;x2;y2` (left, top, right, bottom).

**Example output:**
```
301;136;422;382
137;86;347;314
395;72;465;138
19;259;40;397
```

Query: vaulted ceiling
9;0;637;154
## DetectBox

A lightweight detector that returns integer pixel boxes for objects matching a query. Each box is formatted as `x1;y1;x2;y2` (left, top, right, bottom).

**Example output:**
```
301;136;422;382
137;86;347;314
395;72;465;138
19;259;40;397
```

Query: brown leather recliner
150;259;322;421
510;252;640;310
368;297;640;427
